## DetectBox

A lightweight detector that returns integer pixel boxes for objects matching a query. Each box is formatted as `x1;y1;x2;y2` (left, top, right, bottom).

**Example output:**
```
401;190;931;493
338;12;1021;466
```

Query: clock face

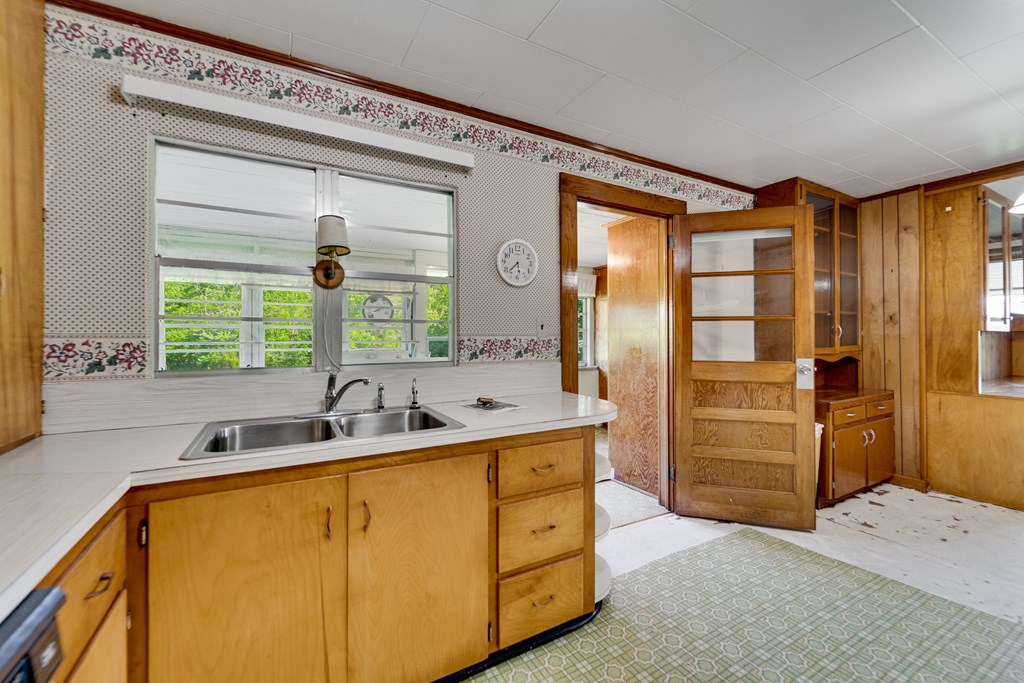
497;240;539;286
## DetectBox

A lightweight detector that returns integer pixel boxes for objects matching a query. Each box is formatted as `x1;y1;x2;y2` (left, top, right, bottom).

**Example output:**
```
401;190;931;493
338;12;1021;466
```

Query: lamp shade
316;214;351;256
1010;192;1024;215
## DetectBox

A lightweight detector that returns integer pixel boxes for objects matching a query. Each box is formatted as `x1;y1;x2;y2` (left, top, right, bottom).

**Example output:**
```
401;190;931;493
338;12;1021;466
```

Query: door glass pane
692;228;791;273
693;320;793;361
693;274;793;316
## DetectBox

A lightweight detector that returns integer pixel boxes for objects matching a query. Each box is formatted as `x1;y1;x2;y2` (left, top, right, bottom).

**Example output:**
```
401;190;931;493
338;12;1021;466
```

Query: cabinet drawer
498;555;585;648
67;590;127;683
832;404;865;426
53;511;126;683
498;489;584;574
866;400;893;417
498;439;583;498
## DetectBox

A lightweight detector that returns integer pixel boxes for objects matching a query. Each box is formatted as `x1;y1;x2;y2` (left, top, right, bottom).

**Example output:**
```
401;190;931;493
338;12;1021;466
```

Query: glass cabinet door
1010;212;1023;320
808;192;835;349
838;203;859;347
986;199;1009;331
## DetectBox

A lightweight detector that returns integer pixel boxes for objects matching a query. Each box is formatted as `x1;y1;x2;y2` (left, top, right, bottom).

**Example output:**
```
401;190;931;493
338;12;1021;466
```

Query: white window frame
153;139;456;374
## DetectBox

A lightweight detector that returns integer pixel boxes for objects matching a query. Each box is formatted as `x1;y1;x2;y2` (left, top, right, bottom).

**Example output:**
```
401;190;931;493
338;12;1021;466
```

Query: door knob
797;365;813;375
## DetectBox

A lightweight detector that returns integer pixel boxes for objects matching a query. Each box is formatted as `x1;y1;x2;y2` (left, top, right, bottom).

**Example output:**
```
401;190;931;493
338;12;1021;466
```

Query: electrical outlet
536;319;555;338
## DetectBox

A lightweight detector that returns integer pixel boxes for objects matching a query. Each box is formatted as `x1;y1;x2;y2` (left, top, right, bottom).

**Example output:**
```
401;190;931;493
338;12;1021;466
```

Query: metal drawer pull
868;429;876;444
861;431;869;447
363;501;371;532
85;572;114;599
531;464;556;474
846;412;857;418
876;404;887;410
326;506;333;540
532;595;556;608
531;524;557;535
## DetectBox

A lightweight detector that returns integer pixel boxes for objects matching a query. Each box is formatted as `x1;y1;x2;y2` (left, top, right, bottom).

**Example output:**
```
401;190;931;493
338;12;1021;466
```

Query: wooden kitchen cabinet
67;590;128;683
757;177;860;357
347;453;489;683
816;388;895;507
147;476;346;683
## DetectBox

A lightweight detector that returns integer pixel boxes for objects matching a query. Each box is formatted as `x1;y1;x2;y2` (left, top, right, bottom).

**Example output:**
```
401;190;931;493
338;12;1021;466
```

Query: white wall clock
497;239;539;286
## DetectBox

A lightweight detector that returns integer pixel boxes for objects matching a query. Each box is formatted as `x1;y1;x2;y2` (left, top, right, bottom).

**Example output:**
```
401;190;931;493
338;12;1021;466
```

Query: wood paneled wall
924;186;1024;511
860;190;922;480
0;0;44;455
979;331;1012;381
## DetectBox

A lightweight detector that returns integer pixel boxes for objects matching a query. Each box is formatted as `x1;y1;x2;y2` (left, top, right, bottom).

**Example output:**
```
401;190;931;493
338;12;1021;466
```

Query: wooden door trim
559;174;686;507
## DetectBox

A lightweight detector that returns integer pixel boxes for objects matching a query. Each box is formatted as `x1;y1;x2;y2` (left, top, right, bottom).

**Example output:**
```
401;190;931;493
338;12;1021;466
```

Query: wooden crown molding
48;0;754;195
862;159;1024;203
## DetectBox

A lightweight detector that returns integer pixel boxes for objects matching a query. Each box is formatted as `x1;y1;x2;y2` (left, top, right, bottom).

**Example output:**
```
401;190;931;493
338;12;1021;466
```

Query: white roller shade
578;273;597;298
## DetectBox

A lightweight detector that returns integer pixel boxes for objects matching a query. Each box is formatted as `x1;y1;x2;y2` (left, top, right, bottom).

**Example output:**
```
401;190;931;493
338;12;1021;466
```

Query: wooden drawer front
54;512;126;683
832;404;866;426
498;555;585;648
867;400;893;417
498;489;584;574
498;439;583;498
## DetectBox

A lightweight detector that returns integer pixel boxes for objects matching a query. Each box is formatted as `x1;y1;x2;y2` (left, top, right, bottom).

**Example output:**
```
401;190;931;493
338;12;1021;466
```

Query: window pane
693;320;793;362
692;228;792;273
692;274;793;317
338;175;451;236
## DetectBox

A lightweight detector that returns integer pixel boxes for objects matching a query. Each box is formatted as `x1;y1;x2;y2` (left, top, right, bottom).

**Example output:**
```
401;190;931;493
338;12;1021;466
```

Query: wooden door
606;215;667;495
0;0;44;454
833;424;868;499
867;416;896;485
148;477;345;683
675;206;817;530
348;453;489;683
68;591;127;683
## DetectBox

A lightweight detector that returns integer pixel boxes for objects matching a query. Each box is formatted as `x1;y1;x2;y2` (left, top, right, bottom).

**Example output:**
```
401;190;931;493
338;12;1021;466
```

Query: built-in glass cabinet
756;177;860;357
984;191;1024;331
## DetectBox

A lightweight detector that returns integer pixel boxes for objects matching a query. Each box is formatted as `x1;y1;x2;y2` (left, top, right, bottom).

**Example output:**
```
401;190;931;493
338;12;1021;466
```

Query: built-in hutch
758;178;895;507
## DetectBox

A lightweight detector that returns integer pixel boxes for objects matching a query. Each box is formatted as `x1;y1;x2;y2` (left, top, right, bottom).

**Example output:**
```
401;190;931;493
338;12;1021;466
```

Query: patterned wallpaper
41;5;752;381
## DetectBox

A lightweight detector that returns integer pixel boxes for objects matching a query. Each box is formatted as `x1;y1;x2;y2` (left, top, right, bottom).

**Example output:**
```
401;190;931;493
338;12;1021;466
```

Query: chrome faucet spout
376;383;386;413
409;378;420;409
324;375;371;413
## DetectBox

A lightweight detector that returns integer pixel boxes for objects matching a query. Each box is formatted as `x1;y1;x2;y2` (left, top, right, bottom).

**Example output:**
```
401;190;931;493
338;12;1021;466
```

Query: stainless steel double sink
181;405;464;460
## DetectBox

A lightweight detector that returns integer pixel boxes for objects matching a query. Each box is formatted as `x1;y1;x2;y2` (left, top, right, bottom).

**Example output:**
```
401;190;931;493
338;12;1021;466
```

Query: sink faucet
409;378;420;409
376;383;386;413
324;373;371;413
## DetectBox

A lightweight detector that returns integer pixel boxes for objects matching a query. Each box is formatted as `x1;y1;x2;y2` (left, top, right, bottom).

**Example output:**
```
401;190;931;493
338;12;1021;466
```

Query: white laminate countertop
0;391;615;623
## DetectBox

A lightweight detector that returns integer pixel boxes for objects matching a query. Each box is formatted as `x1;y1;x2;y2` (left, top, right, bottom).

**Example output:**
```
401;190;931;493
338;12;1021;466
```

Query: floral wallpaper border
458;336;560;363
44;338;148;380
44;7;754;211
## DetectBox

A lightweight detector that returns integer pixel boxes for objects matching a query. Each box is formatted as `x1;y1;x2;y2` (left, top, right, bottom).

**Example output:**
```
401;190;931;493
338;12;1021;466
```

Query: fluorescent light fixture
120;74;474;168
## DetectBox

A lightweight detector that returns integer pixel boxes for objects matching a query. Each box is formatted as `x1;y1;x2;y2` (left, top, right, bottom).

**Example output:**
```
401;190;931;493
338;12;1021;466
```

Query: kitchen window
154;142;454;372
578;296;594;367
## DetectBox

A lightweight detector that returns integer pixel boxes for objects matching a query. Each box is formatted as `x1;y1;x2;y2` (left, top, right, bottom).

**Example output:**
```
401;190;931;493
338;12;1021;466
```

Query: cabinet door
68;590;127;683
832;424;867;499
867;416;895;486
348;453;488;683
148;477;345;683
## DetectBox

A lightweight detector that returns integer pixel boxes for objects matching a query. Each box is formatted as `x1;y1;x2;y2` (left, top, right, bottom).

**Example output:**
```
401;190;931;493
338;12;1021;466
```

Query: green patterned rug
474;528;1024;682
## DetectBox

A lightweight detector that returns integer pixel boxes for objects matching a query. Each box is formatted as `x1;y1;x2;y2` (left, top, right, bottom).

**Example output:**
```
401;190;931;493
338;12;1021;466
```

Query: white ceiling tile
102;0;293;54
963;32;1024;113
673;52;841;136
291;37;482;107
187;0;429;64
403;6;604;112
529;0;744;96
903;168;966;187
810;28;992;126
599;133;767;188
945;132;1024;171
888;94;1024;154
426;0;560;39
842;140;959;186
472;93;611;143
687;0;916;79
829;176;896;198
756;155;859;188
559;76;718;149
769;107;908;164
662;122;812;180
899;0;1024;57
